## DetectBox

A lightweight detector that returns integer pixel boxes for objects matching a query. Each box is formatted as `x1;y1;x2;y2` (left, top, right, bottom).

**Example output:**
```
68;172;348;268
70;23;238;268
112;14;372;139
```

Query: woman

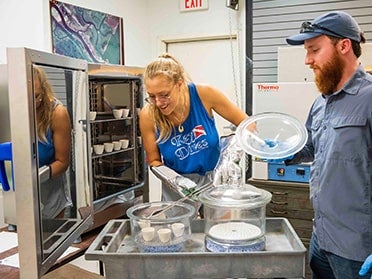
34;66;72;219
140;53;248;203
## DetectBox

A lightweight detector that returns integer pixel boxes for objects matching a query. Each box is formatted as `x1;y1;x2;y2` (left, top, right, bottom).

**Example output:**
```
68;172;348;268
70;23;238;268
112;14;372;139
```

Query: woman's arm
196;84;248;126
50;105;71;176
139;105;163;167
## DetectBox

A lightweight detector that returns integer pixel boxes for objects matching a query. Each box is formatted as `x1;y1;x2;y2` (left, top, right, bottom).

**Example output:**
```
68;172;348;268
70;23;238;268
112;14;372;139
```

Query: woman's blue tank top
38;99;59;167
157;83;220;175
38;129;55;167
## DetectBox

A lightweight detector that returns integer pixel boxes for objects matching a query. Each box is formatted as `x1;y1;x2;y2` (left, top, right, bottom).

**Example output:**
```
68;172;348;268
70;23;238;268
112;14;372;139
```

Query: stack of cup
112;109;123;119
157;228;172;243
104;142;114;153
90;111;97;121
113;141;121;151
122;109;130;117
93;144;104;154
120;139;129;149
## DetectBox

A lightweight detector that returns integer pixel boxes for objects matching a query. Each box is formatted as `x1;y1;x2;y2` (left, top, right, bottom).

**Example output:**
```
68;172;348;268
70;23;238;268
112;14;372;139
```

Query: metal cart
85;217;306;278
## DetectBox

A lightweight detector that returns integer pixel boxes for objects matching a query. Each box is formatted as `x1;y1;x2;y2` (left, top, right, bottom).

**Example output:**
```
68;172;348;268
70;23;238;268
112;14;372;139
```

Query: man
285;11;372;279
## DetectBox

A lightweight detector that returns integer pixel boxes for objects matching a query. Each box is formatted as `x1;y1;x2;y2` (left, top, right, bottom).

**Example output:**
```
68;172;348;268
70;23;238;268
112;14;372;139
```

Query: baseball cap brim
286;33;318;45
286;30;336;45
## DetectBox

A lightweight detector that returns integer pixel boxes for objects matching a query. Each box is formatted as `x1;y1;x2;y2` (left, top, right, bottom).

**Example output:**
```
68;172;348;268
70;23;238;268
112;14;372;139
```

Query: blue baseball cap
286;11;362;45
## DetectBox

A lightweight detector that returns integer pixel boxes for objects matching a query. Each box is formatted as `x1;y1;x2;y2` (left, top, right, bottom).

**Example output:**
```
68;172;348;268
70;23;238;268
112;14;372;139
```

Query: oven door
7;47;93;277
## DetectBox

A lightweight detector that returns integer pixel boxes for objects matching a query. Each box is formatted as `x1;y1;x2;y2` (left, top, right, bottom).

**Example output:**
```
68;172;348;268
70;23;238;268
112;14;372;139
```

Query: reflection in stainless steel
34;65;93;262
7;48;93;277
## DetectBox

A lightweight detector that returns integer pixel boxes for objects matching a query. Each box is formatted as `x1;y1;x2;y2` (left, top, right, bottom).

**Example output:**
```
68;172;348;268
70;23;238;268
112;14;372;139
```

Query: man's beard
314;51;344;95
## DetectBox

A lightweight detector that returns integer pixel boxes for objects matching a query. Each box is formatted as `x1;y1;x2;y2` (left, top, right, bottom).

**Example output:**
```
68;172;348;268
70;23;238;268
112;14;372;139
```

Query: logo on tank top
193;125;207;139
171;124;208;160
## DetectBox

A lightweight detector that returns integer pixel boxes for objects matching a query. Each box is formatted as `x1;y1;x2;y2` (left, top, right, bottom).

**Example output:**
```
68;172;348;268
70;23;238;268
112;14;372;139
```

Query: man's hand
359;254;372;278
261;139;294;163
264;138;278;148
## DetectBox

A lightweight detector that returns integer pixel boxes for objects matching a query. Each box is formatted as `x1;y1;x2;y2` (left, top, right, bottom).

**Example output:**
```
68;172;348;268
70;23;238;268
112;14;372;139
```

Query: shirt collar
323;64;367;98
339;64;367;95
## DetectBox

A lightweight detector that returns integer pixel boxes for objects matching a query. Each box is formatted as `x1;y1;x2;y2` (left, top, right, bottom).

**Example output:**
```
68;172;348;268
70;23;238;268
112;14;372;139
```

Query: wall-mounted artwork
50;0;124;65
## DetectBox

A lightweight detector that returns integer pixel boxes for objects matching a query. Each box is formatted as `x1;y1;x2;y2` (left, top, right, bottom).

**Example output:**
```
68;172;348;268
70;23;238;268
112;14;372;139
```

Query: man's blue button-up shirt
291;65;372;261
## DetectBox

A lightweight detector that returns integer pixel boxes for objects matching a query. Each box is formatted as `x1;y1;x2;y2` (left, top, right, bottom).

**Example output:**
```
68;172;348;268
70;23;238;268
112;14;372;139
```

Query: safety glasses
300;21;342;38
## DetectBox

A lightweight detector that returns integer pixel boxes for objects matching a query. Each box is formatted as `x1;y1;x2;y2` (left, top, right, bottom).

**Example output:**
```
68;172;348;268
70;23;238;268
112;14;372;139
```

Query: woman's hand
213;135;243;186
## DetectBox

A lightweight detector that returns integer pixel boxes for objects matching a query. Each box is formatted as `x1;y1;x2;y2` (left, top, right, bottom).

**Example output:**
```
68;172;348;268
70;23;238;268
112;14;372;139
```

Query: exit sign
180;0;209;12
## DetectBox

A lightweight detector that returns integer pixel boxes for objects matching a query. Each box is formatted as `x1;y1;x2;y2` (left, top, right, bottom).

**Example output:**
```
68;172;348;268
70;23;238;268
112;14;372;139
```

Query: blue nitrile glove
264;139;278;148
359;254;372;278
263;139;294;163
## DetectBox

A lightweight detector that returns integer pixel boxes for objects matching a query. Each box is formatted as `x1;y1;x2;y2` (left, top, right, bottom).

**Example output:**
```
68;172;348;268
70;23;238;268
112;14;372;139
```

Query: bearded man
285;11;372;279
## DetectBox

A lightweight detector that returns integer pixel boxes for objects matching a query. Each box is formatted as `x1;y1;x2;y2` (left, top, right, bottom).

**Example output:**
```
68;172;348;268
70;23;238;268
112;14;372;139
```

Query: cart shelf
85;217;306;279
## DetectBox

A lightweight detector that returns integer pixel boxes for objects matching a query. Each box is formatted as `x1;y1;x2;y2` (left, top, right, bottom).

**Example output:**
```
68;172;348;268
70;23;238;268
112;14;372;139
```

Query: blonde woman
34;66;72;219
140;53;248;204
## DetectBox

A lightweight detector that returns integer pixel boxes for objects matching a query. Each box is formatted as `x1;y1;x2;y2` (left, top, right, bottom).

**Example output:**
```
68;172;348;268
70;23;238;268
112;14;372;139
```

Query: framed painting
50;0;124;65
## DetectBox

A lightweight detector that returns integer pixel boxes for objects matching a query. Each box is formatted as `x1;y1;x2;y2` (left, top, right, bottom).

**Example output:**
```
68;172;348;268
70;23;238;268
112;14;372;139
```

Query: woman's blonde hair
144;53;191;142
34;66;55;143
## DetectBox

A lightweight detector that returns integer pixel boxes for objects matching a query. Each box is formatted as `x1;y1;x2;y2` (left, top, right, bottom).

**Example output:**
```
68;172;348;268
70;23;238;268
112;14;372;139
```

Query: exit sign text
180;0;209;12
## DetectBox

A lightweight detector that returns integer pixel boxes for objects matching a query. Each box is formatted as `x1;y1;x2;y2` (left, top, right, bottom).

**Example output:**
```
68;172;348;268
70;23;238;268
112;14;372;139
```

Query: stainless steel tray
85;218;306;279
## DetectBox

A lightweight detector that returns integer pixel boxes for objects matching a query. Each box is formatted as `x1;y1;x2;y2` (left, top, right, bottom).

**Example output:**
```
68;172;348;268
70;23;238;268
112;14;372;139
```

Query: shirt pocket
331;116;367;128
330;116;368;160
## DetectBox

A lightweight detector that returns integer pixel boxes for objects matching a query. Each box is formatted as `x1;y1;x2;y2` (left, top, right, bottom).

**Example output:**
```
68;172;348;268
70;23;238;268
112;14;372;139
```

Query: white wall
0;0;150;66
0;1;244;66
0;0;247;203
0;0;45;64
146;0;245;61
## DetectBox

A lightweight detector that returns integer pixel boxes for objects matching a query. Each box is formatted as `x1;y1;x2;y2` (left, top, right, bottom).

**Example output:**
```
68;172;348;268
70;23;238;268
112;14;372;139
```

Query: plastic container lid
236;112;308;159
199;184;272;208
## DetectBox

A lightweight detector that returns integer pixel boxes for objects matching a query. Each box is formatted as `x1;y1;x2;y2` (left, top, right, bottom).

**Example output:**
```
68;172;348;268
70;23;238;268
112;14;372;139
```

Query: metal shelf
92;147;135;159
88;74;145;204
90;117;133;124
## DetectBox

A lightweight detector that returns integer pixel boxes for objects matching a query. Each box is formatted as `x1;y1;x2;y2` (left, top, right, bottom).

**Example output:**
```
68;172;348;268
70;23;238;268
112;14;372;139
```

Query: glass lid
236;112;308;159
199;184;272;208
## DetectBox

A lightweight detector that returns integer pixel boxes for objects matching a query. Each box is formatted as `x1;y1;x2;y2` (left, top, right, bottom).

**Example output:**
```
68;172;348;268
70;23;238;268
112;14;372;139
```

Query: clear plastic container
199;184;272;252
126;201;195;252
236;112;308;159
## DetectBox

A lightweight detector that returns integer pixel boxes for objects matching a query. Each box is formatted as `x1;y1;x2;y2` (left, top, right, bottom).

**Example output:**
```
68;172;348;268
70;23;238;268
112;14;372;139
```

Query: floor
0;191;98;276
42;263;104;279
68;255;102;276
